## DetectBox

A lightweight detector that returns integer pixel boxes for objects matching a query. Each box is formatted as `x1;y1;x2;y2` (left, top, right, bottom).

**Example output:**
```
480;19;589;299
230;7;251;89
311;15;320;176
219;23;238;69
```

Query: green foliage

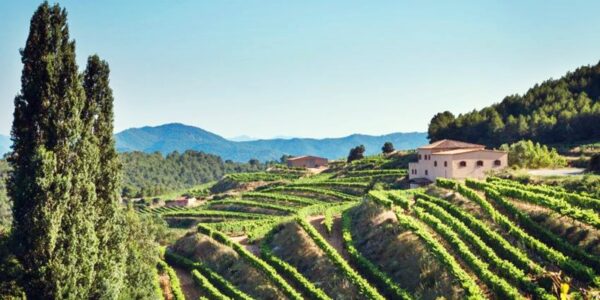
393;211;485;299
492;184;600;229
342;210;412;299
414;198;553;299
197;224;304;300
261;227;333;300
0;160;11;231
381;142;395;154
428;62;600;145
157;260;185;300
119;210;164;299
209;199;299;214
225;171;299;183
589;153;600;174
121;150;261;197
296;217;386;300
488;177;600;212
413;207;524;299
347;145;366;163
165;250;253;300
416;191;543;274
464;180;600;286
191;270;231;300
500;140;567;168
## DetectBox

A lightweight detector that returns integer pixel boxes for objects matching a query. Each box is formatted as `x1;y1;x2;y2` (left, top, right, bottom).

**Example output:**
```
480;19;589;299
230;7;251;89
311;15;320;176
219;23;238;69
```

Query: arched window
418;154;422;160
459;161;467;167
425;170;428;175
444;161;448;167
494;160;502;166
434;161;438;167
476;160;484;167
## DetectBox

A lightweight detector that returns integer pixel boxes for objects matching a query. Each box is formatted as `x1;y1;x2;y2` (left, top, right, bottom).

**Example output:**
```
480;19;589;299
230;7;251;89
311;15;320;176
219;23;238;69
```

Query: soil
173;266;203;300
172;232;288;300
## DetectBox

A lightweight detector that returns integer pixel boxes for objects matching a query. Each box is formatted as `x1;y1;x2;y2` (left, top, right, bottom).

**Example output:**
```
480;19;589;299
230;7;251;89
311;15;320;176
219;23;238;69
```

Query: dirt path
230;235;260;256
526;168;584;176
173;266;203;300
307;215;350;261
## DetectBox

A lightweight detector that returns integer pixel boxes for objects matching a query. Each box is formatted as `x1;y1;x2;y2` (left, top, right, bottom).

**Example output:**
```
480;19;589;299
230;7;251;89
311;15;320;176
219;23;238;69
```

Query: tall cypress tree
83;55;128;297
8;3;99;298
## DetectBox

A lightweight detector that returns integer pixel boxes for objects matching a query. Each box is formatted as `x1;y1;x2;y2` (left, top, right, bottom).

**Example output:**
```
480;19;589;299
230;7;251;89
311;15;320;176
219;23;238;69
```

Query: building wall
409;149;507;181
447;151;507;179
287;157;328;168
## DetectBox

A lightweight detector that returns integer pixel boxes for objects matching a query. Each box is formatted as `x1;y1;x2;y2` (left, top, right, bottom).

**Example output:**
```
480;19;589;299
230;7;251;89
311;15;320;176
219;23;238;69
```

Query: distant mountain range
0;135;10;156
115;123;427;162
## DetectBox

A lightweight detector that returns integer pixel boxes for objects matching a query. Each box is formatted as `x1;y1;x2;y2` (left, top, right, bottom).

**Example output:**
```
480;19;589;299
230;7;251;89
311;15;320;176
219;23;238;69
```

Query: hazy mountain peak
115;123;427;162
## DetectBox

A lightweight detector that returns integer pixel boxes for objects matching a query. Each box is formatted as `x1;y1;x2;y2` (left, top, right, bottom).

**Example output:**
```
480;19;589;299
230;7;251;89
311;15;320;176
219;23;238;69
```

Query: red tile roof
419;139;485;150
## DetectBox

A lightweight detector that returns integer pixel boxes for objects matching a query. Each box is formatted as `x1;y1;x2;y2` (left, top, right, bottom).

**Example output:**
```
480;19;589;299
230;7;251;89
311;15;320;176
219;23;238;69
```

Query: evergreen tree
83;55;128;297
6;3;124;298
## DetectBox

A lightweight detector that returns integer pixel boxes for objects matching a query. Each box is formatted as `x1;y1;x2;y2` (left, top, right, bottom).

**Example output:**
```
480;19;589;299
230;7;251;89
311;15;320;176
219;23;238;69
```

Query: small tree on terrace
347;145;366;162
382;142;395;154
588;153;600;174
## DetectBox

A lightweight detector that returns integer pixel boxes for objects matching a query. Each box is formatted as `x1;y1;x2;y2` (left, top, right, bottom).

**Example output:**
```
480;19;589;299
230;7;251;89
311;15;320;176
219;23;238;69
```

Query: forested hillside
120;150;263;197
428;62;600;146
116;123;427;162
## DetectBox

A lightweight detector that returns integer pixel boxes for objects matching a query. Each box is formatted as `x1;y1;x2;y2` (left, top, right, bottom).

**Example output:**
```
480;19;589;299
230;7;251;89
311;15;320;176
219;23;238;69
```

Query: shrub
347;145;366;163
500;140;567;169
381;142;395;154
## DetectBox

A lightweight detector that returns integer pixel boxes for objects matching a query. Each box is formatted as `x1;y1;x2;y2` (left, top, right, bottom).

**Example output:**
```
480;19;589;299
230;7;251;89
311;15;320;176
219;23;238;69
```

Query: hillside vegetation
121;150;262;197
116;123;427;162
145;154;600;299
428;61;600;146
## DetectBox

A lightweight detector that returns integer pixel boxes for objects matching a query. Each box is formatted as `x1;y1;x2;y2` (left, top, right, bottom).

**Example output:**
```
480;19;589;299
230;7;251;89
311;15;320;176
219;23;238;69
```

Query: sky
1;1;600;139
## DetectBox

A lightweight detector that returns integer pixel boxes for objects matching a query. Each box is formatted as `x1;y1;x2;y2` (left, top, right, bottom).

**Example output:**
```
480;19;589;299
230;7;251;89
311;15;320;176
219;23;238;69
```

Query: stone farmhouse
408;139;507;185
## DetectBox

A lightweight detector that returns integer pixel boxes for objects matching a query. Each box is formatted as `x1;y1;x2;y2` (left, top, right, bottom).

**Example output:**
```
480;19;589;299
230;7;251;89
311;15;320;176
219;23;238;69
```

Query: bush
347;145;366;163
588;153;600;174
381;142;395;154
500;140;567;169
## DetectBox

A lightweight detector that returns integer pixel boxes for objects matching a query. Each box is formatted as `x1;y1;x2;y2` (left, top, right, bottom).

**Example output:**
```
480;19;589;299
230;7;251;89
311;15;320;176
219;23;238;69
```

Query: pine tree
8;3;99;298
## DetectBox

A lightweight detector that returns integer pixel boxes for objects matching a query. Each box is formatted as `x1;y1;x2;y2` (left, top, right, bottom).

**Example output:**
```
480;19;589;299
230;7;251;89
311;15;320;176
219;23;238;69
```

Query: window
494;160;502;166
459;161;467;167
476;160;484;167
418;154;422;160
444;161;447;167
434;161;437;167
425;170;428;175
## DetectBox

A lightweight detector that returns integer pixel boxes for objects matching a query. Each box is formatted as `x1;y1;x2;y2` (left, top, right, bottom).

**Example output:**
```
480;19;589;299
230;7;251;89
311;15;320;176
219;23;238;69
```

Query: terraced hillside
145;156;600;299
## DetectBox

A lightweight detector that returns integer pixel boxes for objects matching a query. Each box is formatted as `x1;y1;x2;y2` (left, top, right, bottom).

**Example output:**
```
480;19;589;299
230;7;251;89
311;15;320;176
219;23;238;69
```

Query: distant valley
115;123;427;162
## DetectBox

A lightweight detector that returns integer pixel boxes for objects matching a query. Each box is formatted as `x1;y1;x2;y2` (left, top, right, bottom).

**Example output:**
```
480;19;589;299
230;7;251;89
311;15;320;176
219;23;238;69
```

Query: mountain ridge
115;123;427;162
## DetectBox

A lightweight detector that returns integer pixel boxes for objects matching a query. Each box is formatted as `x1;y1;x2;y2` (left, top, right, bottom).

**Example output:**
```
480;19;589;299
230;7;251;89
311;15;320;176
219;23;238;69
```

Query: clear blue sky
1;1;600;139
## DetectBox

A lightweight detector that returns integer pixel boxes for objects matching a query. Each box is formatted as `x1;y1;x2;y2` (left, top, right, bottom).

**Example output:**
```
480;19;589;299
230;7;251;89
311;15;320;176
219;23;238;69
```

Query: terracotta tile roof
432;148;507;155
432;149;480;155
419;139;485;150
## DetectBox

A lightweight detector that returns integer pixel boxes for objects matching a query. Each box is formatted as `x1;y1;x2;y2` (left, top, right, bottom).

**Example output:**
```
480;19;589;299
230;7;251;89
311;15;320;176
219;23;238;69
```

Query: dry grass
172;232;287;300
511;199;600;256
349;202;465;300
172;266;203;300
269;221;362;299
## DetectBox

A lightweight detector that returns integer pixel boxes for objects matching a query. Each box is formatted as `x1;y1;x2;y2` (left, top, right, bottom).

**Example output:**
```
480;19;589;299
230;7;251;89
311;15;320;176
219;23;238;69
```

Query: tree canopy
428;62;600;146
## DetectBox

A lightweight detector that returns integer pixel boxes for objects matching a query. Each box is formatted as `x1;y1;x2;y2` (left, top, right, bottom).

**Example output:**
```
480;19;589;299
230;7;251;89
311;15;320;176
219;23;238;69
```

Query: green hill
428;61;600;146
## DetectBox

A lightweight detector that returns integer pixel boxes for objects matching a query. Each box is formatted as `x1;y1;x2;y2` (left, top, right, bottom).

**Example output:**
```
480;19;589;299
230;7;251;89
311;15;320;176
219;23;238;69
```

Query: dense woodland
120;151;263;198
428;62;600;146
